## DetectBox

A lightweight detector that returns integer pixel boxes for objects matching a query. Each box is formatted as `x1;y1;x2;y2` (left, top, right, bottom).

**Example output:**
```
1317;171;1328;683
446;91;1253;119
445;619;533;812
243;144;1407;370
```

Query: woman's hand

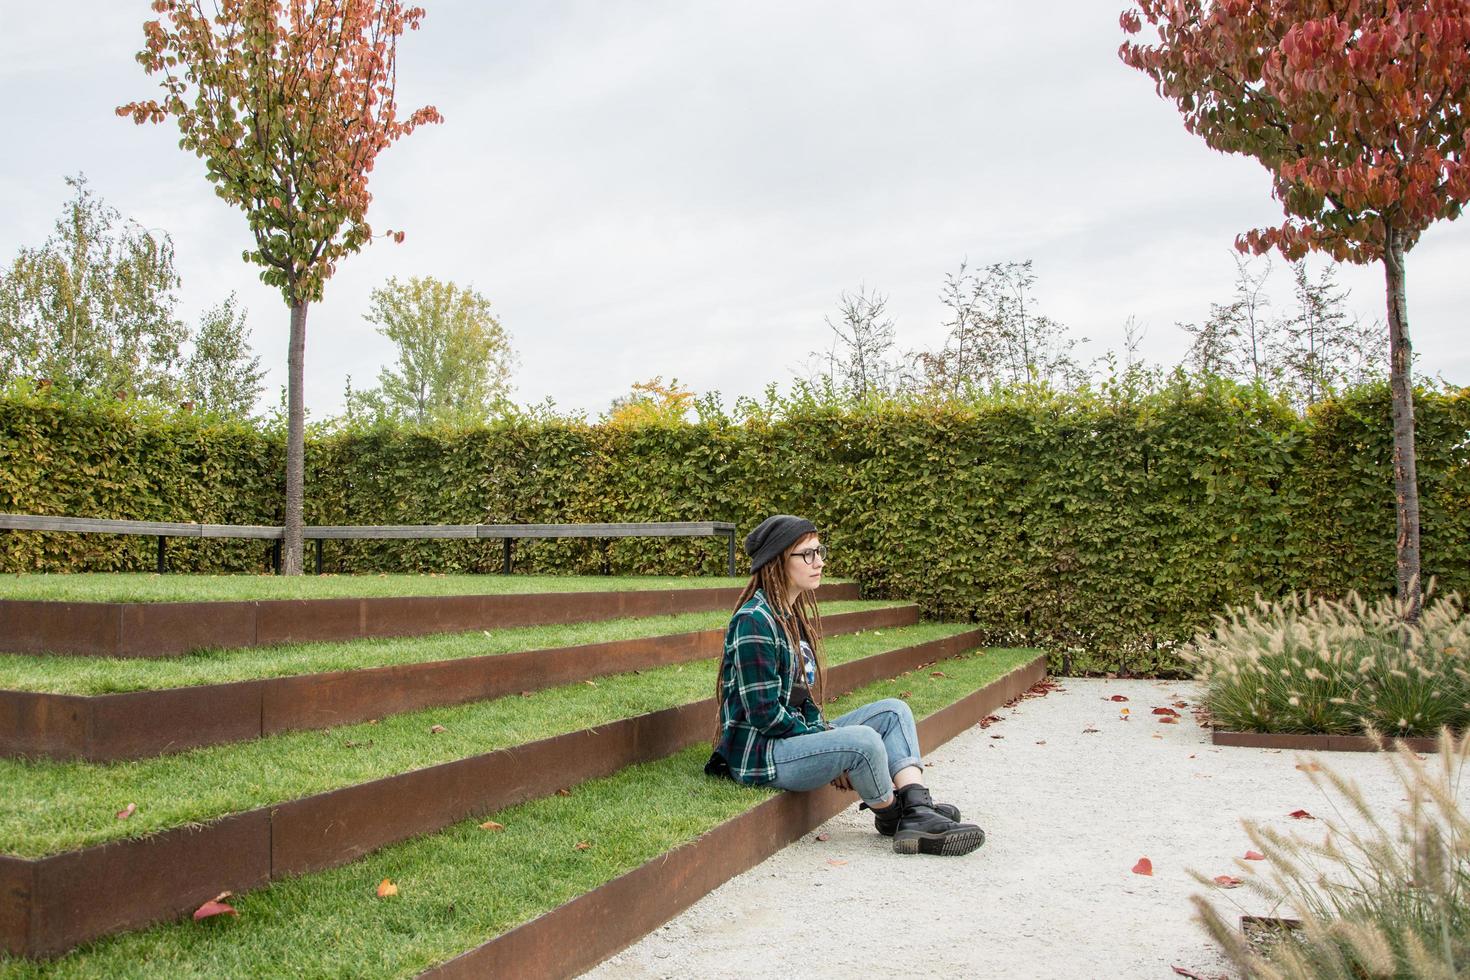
829;773;854;792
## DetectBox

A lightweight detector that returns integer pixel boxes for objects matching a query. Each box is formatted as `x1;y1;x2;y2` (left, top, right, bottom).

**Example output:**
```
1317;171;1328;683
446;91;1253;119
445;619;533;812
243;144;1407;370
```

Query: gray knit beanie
744;515;818;573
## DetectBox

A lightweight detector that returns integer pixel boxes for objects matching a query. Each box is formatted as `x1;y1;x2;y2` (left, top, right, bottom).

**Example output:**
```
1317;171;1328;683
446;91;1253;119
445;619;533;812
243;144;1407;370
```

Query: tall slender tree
1120;0;1470;618
118;0;442;573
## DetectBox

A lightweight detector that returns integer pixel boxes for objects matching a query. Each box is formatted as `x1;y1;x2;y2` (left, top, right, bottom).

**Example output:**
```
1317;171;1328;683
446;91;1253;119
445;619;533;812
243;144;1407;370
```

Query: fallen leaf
1244;850;1266;861
1108;695;1130;702
1213;875;1243;888
815;832;830;842
1188;754;1196;759
1152;707;1180;716
556;788;572;797
1172;701;1188;709
1289;809;1315;820
115;803;137;821
1295;761;1322;772
482;630;492;637
519;691;533;698
826;858;848;867
930;671;947;678
1171;966;1207;979
429;724;447;734
1152;734;1163;739
1132;857;1153;876
900;690;912;698
1120;707;1131;715
583;680;597;687
192;899;237;921
343;739;373;749
376;878;398;898
368;719;379;725
989;734;1004;739
1035;740;1047;745
1158;716;1179;725
574;841;591;851
1082;726;1100;734
479;821;505;832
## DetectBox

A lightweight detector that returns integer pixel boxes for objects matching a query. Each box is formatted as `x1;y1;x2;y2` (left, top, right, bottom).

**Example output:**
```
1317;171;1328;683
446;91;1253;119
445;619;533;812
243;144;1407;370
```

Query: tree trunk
1382;227;1421;621
283;297;309;575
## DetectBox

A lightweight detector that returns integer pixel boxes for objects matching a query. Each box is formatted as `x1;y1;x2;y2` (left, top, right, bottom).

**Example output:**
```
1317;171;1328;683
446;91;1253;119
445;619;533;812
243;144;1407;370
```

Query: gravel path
584;676;1449;980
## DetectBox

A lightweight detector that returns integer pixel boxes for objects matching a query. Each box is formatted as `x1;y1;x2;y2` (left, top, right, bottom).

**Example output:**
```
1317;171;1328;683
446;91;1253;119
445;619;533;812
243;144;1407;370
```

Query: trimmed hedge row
2;381;1466;675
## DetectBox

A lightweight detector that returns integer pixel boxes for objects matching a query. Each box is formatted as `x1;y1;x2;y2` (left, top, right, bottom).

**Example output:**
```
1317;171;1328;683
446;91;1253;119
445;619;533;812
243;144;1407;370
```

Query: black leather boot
891;784;985;856
860;795;961;837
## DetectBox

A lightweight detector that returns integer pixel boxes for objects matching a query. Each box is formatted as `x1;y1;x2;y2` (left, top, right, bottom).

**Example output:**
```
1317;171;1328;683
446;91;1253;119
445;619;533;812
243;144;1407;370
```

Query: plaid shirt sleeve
714;595;827;784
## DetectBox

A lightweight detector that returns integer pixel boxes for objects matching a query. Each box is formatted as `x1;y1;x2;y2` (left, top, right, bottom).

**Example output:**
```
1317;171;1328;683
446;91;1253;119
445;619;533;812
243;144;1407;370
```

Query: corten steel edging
1;810;273;960
424;653;1049;980
0;632;971;958
0;605;914;762
1212;730;1443;753
0;583;862;658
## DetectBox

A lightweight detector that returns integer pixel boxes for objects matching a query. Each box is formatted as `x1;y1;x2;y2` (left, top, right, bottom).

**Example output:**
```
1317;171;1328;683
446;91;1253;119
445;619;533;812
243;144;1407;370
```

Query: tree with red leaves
1119;0;1470;619
118;0;442;573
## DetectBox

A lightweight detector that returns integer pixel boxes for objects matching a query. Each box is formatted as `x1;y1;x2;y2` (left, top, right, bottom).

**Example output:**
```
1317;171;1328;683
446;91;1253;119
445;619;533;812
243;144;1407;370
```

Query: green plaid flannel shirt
713;589;827;784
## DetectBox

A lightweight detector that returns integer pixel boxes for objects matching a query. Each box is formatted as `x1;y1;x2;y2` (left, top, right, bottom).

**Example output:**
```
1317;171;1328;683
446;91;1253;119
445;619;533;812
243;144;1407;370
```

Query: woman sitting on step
705;514;985;856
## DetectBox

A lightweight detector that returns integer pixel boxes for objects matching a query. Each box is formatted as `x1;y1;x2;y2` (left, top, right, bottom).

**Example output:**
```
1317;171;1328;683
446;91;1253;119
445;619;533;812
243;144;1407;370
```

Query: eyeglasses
791;545;829;566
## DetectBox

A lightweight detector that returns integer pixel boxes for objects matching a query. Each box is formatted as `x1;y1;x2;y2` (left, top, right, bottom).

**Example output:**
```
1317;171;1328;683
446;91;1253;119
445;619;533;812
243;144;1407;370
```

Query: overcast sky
2;1;1466;418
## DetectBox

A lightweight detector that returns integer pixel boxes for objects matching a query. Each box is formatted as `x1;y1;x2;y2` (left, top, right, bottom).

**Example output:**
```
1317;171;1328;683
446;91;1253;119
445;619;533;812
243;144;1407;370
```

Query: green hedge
3;380;1466;675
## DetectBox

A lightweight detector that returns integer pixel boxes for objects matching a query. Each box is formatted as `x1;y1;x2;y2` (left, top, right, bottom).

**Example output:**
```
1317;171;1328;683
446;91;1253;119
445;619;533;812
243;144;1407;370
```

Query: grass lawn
0;573;776;603
0;648;1032;979
0;624;1012;858
0;600;899;693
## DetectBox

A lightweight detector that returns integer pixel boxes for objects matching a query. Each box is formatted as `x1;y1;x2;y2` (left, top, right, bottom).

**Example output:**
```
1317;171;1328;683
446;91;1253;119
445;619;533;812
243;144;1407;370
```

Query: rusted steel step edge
0;629;980;959
0;605;917;762
422;654;1048;979
1211;729;1443;753
0;582;862;658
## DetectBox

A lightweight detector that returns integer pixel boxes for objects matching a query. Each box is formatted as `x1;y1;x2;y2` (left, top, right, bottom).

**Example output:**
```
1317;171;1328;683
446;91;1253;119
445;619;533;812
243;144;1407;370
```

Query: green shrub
1189;591;1470;736
1192;730;1470;978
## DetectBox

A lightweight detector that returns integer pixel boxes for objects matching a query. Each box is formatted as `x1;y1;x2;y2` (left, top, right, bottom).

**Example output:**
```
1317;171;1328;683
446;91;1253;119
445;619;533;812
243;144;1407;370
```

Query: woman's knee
872;696;914;721
845;726;887;767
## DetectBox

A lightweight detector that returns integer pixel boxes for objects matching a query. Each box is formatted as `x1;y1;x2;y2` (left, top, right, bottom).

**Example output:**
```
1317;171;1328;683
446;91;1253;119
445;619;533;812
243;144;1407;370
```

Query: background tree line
807;254;1386;412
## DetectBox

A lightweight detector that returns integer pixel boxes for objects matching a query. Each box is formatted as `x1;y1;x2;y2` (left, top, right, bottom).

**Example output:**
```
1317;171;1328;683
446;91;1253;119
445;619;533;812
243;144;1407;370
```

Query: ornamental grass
1187;591;1470;737
1192;729;1470;979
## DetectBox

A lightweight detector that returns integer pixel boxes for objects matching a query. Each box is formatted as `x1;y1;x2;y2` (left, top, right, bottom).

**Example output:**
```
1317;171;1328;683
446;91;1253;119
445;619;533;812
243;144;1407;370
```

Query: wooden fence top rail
0;514;736;541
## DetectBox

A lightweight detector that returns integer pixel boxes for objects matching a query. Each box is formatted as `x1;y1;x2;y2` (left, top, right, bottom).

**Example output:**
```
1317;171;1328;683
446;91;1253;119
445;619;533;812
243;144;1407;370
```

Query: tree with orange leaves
118;0;442;573
1119;0;1470;619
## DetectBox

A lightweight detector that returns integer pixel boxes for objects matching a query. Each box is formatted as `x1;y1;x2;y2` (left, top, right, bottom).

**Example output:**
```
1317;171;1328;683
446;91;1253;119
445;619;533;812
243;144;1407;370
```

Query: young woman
705;514;985;856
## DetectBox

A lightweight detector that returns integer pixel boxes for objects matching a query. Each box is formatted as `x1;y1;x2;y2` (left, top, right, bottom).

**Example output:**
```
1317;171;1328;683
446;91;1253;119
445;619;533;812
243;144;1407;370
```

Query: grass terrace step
0;649;1042;978
0;625;1006;958
0;601;904;694
0;602;917;761
0;622;973;859
0;574;758;603
0;579;861;658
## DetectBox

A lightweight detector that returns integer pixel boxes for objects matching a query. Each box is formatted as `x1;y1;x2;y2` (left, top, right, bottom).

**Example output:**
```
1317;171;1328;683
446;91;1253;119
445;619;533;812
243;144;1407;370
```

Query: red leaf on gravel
1171;967;1207;979
1213;875;1243;888
1289;809;1315;820
192;899;237;921
827;859;848;867
989;734;1004;739
1294;762;1322;772
1244;850;1266;860
1172;701;1188;709
1152;707;1180;716
1108;695;1130;702
815;832;831;842
115;803;136;820
1158;716;1179;724
1132;857;1153;876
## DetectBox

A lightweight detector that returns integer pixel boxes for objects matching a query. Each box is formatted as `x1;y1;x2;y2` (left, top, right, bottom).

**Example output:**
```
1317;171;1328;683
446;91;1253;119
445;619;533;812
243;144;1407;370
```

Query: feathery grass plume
1186;589;1469;736
1191;729;1470;977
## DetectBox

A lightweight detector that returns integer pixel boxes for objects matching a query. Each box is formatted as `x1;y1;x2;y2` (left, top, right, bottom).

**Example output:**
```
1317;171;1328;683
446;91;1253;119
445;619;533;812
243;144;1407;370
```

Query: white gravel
583;676;1451;980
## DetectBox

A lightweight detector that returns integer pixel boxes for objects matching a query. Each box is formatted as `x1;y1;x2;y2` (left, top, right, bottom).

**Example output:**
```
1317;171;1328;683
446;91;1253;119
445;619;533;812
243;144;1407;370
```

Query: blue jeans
768;697;923;805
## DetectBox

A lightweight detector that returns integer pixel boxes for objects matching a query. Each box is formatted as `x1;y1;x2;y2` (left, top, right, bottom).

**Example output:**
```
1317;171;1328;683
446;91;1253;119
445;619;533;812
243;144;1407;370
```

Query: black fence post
157;535;167;575
315;539;323;575
272;540;282;574
502;538;512;575
726;530;736;577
